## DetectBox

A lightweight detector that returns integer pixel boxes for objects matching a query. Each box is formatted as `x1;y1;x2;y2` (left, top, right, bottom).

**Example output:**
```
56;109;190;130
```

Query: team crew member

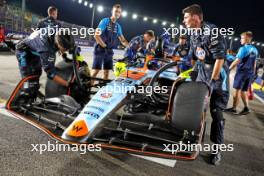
160;32;173;56
37;6;61;29
92;4;129;80
15;30;75;103
182;4;229;165
226;31;258;115
124;30;155;61
173;35;191;72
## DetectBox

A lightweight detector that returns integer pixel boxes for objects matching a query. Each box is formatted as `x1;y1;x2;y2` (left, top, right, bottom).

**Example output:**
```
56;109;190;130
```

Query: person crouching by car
92;4;129;82
173;35;191;72
226;31;258;115
124;30;155;62
15;30;75;104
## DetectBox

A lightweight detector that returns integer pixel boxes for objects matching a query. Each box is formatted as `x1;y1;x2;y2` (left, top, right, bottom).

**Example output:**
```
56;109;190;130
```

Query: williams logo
66;120;89;137
72;125;83;132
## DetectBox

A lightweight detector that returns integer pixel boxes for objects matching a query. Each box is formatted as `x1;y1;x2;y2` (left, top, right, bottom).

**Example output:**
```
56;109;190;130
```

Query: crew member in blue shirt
226;31;258;115
92;4;128;81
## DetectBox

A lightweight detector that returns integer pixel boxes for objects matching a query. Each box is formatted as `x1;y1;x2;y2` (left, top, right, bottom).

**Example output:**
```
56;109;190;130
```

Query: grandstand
0;2;95;46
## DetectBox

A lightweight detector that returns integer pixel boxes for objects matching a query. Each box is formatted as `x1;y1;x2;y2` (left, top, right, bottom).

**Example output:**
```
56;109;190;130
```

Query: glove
62;53;72;63
67;81;75;88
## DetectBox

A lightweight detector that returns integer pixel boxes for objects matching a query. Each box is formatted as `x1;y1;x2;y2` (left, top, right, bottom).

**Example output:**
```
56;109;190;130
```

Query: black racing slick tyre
171;82;209;133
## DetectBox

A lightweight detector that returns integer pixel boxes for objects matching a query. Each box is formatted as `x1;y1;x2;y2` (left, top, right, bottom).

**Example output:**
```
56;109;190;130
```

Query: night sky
8;0;264;52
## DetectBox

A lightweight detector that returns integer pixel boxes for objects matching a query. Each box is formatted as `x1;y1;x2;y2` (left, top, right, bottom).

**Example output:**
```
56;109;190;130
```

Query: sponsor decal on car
84;111;100;119
90;99;111;105
86;105;105;113
100;92;112;99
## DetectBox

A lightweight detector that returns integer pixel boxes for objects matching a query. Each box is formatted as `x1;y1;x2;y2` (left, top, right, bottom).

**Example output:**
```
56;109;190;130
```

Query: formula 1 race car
0;33;27;52
5;46;210;160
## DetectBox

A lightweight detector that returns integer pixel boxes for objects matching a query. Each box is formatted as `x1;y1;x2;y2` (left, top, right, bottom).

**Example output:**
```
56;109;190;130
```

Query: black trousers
16;49;42;99
210;89;229;144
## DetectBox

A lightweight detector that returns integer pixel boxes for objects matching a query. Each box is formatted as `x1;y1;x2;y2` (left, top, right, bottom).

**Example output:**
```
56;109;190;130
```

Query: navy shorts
233;72;252;91
92;52;113;70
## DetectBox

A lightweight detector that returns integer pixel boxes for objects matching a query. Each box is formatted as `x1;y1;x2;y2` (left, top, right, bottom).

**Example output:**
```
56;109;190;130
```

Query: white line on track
254;93;264;104
130;154;177;167
0;102;18;119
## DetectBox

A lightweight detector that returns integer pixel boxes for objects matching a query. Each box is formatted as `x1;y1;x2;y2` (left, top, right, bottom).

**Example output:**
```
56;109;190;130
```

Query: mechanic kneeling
173;35;191;72
15;30;75;104
124;30;155;62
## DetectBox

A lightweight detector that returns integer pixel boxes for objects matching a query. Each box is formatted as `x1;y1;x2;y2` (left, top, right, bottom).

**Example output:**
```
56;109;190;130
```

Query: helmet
114;61;127;77
147;60;160;70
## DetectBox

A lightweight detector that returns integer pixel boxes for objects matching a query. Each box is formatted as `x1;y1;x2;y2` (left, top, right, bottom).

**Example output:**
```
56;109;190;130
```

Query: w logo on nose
72;125;83;132
67;120;89;137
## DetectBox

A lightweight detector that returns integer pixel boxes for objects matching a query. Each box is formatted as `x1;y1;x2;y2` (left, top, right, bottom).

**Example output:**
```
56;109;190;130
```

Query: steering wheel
148;61;179;104
62;46;87;91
